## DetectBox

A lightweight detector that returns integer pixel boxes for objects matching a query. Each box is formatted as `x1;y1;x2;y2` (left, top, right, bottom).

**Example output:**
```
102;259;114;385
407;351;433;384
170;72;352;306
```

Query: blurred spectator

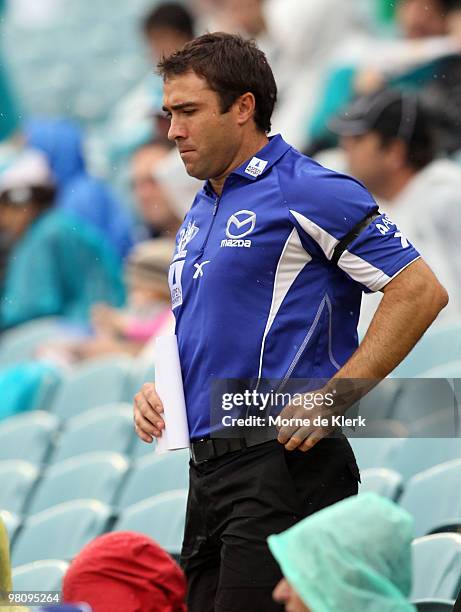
38;238;174;364
0;151;124;330
25;118;134;259
308;0;461;153
62;531;187;612
268;493;415;612
0;0;21;142
131;141;182;239
103;2;195;160
331;88;461;324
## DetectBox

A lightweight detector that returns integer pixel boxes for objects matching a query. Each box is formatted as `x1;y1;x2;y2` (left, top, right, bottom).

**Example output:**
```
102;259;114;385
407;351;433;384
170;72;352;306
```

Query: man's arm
279;259;448;451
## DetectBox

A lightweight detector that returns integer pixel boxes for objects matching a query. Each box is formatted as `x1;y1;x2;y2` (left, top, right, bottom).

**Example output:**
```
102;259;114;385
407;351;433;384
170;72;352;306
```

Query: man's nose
168;117;187;142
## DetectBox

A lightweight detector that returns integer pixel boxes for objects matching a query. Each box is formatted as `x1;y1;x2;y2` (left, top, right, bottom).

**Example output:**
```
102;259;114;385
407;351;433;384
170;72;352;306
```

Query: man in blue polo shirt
133;33;448;611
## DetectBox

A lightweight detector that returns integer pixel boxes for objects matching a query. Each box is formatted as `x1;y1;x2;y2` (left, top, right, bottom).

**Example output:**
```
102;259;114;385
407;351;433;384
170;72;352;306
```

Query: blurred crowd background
0;0;460;413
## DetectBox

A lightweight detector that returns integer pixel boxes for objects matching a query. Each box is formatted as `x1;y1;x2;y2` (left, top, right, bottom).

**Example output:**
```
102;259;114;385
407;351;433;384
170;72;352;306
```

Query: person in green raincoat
268;492;416;612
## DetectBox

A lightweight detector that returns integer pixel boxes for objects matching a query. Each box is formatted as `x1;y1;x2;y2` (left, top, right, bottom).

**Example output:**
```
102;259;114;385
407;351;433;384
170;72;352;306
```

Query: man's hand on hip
133;382;165;443
276;397;335;452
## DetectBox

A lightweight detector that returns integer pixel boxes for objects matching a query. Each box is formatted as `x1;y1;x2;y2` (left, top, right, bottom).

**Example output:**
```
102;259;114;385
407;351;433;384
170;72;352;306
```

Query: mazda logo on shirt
225;210;256;239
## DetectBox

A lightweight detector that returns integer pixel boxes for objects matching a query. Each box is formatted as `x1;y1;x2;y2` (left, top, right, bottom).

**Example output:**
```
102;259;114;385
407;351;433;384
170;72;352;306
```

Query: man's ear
235;92;256;127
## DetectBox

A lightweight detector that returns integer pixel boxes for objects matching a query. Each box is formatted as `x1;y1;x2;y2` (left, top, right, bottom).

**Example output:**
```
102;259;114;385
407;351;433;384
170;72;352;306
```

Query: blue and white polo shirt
168;135;420;439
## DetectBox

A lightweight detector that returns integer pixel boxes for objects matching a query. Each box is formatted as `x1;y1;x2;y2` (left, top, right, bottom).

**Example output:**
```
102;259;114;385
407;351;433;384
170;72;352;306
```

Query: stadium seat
388;438;461;481
392;322;461;377
409;409;460;437
0;460;39;514
354;378;401;421
391;378;458;426
0;509;20;541
421;361;461;379
116;450;189;509
400;460;461;537
27;452;129;515
411;533;461;601
130;435;156;459
50;358;133;420
11;500;111;566
359;468;403;501
12;559;69;591
49;404;135;463
0;318;61;367
413;600;456;611
348;437;404;470
0;411;59;463
114;490;188;555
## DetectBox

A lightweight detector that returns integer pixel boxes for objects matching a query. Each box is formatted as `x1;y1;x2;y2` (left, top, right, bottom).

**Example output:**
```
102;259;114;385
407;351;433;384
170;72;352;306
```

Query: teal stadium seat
50;358;133;420
388;438;461;481
0;318;60;367
116;450;189;509
391;378;458;426
400;459;461;537
12;559;69;592
115;490;188;555
392;322;461;378
27;452;129;515
0;411;59;463
131;435;156;459
0;509;20;541
359;468;403;501
348;437;404;470
11;500;111;566
411;533;461;602
50;405;135;463
0;460;39;514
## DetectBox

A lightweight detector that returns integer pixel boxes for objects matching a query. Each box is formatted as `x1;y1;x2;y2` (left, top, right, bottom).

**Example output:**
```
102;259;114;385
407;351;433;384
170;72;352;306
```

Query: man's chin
183;162;208;181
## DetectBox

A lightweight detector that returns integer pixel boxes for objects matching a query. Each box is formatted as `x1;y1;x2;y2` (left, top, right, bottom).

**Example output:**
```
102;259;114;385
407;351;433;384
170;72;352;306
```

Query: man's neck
210;132;270;196
376;167;417;202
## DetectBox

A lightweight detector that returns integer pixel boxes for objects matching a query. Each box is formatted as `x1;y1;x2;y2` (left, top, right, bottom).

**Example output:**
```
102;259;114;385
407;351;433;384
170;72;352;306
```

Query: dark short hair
439;0;461;13
372;96;435;170
157;32;277;133
142;2;194;39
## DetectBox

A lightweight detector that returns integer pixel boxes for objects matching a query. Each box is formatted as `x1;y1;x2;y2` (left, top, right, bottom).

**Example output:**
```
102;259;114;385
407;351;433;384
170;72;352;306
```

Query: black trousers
180;436;360;612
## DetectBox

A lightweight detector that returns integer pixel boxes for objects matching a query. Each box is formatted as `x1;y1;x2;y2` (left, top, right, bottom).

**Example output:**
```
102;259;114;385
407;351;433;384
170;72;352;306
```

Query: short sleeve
282;160;420;292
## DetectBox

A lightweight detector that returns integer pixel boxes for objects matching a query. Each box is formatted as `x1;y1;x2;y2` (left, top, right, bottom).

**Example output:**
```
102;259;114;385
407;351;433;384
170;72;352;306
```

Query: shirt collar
231;134;291;181
203;134;291;196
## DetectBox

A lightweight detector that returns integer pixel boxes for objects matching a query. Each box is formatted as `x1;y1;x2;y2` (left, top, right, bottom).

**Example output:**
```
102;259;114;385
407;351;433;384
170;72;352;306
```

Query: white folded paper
154;335;190;453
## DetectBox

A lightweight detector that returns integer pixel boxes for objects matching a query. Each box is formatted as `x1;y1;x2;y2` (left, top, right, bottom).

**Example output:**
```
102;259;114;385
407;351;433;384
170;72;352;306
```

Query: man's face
341;132;393;196
273;578;311;612
397;0;448;39
131;145;178;231
0;203;35;239
163;71;243;181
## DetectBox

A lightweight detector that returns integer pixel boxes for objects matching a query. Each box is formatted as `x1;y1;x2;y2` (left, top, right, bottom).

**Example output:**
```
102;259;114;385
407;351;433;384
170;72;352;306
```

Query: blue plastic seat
11;500;111;566
388;438;461;481
411;533;461;602
0;318;61;367
130;435;156;459
359;468;403;501
400;459;461;537
12;559;69;591
391;378;457;426
116;450;189;509
114;490;188;555
392;322;461;378
50;358;133;420
49;405;135;463
0;460;39;514
27;452;129;515
348;437;404;470
0;411;59;463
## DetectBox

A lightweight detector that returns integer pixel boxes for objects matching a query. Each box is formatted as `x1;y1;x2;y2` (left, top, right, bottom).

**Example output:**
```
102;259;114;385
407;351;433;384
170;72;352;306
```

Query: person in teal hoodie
0;152;125;330
269;492;416;612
